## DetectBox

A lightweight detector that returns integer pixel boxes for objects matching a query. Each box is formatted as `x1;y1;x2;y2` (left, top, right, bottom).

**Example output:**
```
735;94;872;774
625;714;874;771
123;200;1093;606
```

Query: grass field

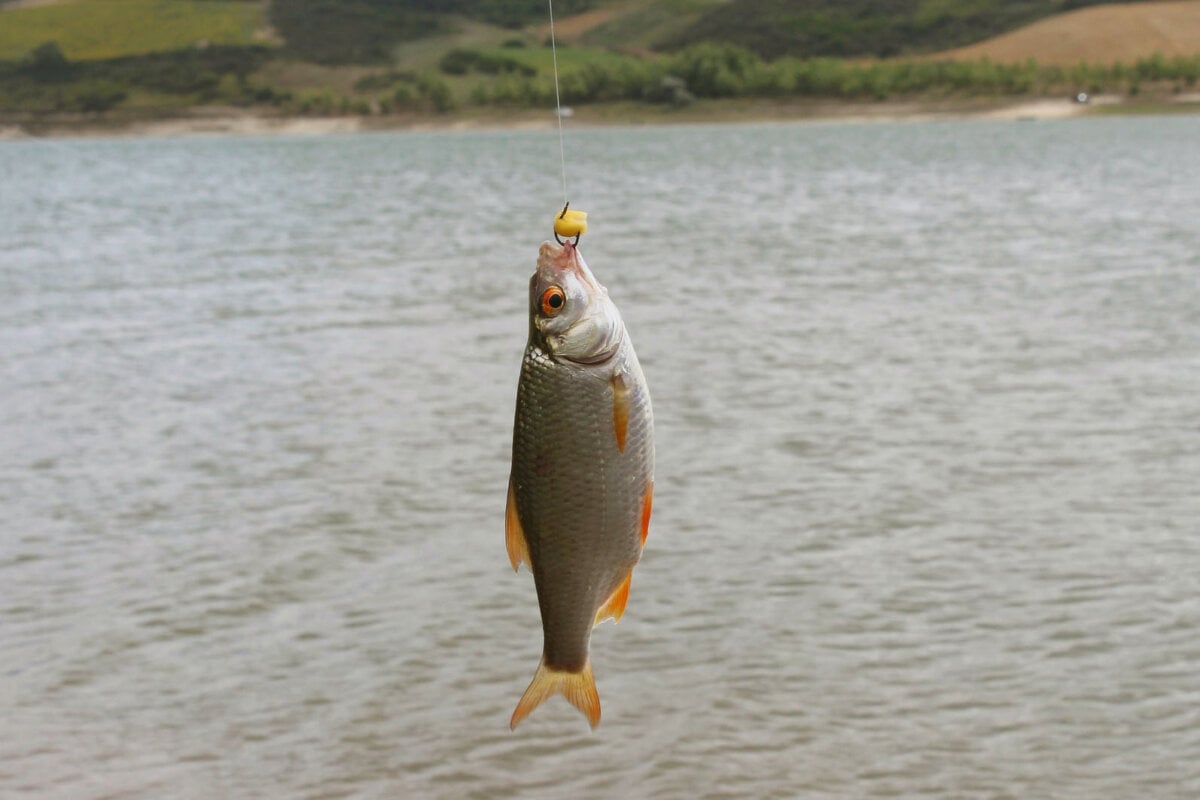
553;0;1200;64
389;18;520;72
572;0;730;52
931;1;1200;65
0;0;268;61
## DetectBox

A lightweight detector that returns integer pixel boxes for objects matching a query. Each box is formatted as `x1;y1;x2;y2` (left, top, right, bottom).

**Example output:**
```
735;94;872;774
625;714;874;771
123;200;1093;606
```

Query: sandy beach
0;92;1195;140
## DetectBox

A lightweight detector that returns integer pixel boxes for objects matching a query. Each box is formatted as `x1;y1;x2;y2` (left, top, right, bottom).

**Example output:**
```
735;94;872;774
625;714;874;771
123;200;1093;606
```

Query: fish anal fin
505;479;531;572
611;372;630;453
510;659;600;730
640;480;653;547
594;571;632;626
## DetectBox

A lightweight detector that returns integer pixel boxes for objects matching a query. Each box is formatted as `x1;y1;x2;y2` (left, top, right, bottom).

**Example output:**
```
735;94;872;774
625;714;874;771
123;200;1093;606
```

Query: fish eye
540;286;566;316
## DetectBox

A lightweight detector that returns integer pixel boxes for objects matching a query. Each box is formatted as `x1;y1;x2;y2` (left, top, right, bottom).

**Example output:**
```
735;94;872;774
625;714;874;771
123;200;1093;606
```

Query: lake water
2;115;1199;799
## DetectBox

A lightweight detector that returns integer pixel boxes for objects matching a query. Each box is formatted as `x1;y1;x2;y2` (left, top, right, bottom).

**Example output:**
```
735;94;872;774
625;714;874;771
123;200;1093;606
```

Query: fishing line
547;0;568;206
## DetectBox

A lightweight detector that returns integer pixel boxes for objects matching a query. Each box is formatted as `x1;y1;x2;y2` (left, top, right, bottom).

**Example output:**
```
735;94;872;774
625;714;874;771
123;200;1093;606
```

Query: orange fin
639;480;653;547
510;659;600;730
612;372;630;453
505;479;530;572
594;571;632;626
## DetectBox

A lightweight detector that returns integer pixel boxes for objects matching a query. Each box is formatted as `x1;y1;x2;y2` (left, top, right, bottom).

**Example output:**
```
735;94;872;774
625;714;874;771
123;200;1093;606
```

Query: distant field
0;0;268;61
572;0;731;52
553;0;1200;66
931;1;1200;65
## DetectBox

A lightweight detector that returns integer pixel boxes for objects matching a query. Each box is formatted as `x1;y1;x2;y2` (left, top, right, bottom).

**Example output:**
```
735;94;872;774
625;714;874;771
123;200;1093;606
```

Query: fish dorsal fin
505;478;531;572
594;571;632;626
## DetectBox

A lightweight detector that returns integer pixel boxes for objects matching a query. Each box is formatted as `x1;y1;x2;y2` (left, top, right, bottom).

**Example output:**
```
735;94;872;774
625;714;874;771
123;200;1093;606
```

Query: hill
930;0;1200;65
2;1;1195;64
0;0;269;61
2;0;1200;125
268;0;593;64
637;0;1166;59
0;0;595;63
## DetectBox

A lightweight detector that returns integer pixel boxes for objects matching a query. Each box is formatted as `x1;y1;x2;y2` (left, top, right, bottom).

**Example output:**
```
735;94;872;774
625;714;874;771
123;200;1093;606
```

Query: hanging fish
506;237;654;730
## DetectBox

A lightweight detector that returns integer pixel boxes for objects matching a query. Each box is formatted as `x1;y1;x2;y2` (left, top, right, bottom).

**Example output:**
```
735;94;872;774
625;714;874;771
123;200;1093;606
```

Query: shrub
417;74;454;112
354;70;417;90
438;47;535;76
294;89;336;115
488;75;545;106
72;80;127;112
1135;51;1168;81
22;41;74;81
392;85;416;108
439;48;477;75
669;43;764;98
214;72;243;102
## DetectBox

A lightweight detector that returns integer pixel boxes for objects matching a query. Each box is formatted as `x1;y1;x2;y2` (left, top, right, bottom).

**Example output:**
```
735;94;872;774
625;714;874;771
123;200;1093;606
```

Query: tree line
464;44;1200;108
2;40;1198;116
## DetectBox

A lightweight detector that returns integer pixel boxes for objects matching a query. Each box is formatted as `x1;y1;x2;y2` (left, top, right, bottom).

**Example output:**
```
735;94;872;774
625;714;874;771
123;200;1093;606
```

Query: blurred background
2;0;1200;129
2;3;1200;799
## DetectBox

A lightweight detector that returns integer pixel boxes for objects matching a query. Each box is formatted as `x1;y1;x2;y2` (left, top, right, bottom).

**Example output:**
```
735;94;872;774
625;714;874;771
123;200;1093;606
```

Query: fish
506;239;654;730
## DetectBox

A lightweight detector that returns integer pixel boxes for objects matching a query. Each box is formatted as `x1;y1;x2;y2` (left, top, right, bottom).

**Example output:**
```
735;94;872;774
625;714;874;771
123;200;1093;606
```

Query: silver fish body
506;240;654;729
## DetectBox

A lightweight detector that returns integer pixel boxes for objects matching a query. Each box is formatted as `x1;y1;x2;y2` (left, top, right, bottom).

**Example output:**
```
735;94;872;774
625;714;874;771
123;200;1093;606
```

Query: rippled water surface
3;116;1199;799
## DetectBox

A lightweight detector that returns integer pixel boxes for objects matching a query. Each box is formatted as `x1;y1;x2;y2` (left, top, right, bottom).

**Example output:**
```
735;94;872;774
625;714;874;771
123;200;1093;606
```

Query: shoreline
2;93;1198;140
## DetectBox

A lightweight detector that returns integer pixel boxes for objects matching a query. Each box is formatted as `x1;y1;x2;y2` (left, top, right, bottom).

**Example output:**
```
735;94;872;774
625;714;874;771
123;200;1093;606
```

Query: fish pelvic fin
510;658;600;731
505;478;531;572
611;371;630;453
594;571;632;626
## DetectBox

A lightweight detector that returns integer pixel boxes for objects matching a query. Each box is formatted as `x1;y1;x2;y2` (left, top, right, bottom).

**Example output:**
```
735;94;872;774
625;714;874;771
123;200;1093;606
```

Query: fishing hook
553;201;580;246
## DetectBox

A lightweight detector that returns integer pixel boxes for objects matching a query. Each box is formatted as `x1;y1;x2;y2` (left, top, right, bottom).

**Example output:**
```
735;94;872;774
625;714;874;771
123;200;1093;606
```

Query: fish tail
509;658;600;730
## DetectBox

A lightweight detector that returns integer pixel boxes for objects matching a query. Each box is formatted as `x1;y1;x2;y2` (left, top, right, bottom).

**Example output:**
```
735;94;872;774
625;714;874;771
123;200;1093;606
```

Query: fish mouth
538;240;603;293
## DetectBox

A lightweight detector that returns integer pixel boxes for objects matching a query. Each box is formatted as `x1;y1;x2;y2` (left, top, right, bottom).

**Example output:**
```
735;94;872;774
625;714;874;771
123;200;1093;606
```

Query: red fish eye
540;286;566;316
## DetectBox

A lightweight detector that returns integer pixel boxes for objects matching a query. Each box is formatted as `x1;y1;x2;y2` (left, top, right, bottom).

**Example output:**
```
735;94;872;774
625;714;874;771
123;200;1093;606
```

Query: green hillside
0;0;265;61
1;0;1197;120
0;0;1166;64
655;0;1162;59
269;0;593;64
575;1;731;52
265;0;1164;62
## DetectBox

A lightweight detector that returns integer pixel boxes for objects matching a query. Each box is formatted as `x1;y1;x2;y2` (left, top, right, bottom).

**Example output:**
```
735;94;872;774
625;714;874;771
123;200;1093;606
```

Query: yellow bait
554;208;588;239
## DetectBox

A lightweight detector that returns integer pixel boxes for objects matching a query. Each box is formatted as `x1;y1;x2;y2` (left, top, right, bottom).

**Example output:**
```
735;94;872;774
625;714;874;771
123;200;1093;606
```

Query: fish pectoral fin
510;659;600;730
594;571;632;626
640;479;653;548
611;371;630;453
505;479;531;572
